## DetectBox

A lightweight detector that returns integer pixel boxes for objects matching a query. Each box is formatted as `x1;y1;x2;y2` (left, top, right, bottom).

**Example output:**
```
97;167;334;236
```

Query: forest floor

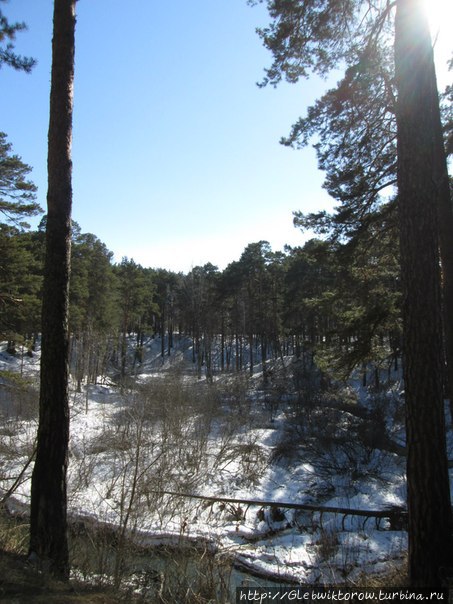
0;545;409;603
0;548;124;603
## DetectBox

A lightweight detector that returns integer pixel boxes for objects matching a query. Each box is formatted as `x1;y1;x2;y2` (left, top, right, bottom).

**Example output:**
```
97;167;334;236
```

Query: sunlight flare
423;0;453;76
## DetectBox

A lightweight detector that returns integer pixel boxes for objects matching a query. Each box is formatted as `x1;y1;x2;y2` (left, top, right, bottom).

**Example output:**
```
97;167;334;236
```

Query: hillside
0;336;420;600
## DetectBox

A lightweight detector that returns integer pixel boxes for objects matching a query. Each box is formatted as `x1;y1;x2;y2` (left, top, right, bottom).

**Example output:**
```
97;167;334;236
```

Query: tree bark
29;0;76;580
394;0;453;587
433;87;453;416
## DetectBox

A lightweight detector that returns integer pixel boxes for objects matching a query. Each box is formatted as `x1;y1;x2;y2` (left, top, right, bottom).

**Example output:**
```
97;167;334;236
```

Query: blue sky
1;0;451;272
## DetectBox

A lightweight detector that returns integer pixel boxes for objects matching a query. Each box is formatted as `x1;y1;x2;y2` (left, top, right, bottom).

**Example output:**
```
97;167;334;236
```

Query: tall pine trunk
394;0;453;586
29;0;76;580
434;85;453;416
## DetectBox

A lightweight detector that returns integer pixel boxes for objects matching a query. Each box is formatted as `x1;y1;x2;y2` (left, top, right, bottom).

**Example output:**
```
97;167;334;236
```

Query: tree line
1;189;402;388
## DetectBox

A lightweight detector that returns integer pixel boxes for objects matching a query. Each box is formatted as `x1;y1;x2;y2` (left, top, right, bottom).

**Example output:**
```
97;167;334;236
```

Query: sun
423;0;453;82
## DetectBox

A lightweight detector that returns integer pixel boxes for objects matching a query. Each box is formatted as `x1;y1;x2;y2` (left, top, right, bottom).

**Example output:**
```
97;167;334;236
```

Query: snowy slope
0;337;428;587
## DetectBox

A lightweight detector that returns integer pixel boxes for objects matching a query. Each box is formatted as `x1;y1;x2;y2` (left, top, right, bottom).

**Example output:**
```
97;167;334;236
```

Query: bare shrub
66;370;266;593
86;427;133;455
68;519;233;603
0;370;39;421
316;527;340;562
272;362;402;487
147;544;233;604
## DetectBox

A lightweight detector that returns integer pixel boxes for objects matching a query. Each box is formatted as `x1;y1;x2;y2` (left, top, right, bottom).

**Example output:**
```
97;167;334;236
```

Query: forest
1;0;453;601
1;207;402;390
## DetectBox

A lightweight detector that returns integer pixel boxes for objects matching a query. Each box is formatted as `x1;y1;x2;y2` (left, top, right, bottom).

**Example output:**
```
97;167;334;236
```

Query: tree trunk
161;309;165;358
434;87;453;418
394;0;453;587
262;335;268;383
28;0;76;580
221;314;225;371
120;324;127;380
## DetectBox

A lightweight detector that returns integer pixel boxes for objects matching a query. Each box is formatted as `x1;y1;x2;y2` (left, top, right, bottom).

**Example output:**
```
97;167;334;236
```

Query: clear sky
1;0;451;273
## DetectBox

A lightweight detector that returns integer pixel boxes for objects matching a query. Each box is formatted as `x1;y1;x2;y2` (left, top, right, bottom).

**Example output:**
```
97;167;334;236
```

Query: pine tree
181;263;221;379
29;0;76;579
251;0;453;585
394;0;452;584
0;225;42;349
0;2;36;72
151;268;182;358
283;239;338;363
69;229;118;388
114;258;155;381
287;29;453;405
0;135;41;343
0;132;41;228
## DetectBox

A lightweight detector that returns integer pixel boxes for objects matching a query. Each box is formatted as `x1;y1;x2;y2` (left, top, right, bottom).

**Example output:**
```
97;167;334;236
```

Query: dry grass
0;510;127;603
0;548;126;603
352;557;409;588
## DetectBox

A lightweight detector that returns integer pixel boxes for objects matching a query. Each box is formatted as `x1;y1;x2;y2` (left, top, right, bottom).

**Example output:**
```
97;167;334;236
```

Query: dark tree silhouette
251;0;453;586
394;0;453;585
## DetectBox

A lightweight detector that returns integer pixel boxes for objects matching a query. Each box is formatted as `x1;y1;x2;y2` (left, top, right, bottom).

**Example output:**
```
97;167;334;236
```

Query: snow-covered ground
0;337;422;591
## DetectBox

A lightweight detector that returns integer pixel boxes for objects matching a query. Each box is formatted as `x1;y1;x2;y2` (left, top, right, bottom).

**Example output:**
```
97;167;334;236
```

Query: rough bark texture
439;151;453;422
29;0;76;580
435;115;453;411
394;0;453;587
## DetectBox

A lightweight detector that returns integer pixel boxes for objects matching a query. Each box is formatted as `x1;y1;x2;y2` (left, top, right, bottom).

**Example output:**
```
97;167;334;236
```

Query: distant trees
69;229;118;389
283;239;338;365
225;242;282;378
2;220;407;385
181;263;220;379
151;268;181;358
29;0;77;579
0;225;42;352
114;258;156;380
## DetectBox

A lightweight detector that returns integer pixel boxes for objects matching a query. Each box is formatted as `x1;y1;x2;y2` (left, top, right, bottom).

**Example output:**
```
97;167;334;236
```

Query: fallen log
149;489;408;530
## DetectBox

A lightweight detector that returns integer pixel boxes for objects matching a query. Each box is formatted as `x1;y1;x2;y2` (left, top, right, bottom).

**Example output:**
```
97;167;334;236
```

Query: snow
0;337;432;588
